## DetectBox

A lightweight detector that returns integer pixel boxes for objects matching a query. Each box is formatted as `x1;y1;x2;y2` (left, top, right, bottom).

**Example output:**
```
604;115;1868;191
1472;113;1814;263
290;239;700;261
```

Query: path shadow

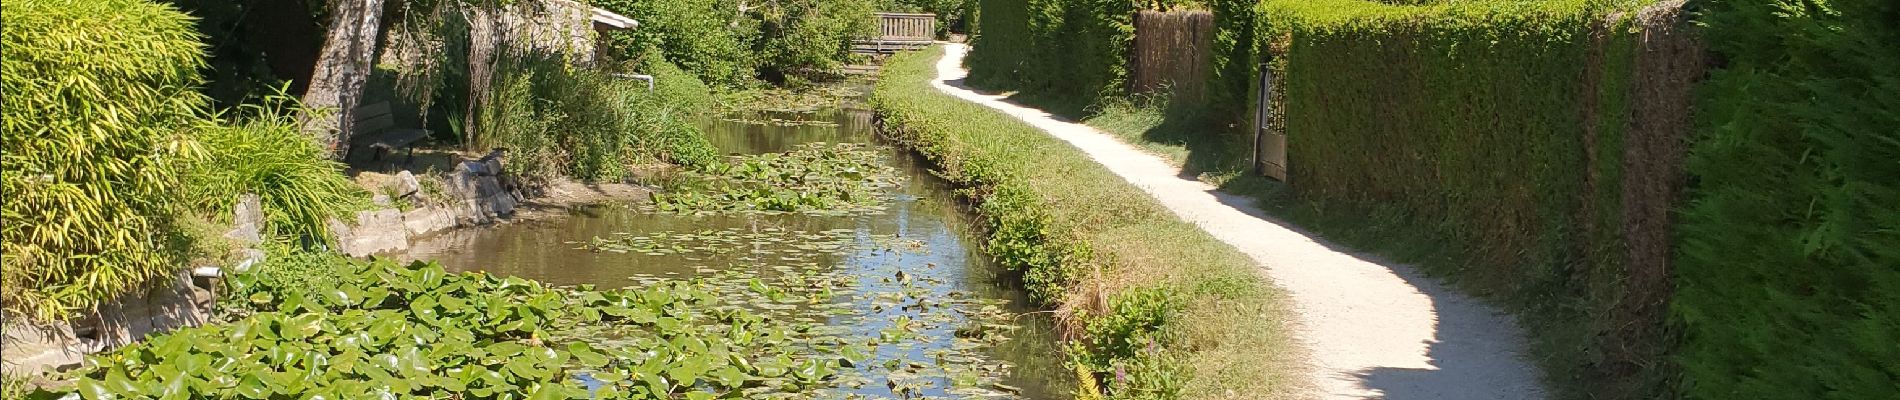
1204;188;1543;399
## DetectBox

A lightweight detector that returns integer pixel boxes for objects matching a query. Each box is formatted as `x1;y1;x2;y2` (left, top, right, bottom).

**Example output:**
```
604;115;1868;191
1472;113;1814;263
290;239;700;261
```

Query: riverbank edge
869;46;1304;399
0;156;656;381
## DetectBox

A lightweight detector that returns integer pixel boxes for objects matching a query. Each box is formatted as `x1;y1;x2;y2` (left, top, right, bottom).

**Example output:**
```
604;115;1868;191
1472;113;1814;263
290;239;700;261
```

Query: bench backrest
353;101;395;136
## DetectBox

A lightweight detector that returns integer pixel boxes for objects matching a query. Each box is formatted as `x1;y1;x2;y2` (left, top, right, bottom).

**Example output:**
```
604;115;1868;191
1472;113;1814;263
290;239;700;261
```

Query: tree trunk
302;0;389;159
463;5;502;150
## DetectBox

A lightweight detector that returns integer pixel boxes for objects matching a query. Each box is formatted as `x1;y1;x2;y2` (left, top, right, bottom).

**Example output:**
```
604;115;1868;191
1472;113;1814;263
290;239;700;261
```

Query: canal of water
399;100;1073;399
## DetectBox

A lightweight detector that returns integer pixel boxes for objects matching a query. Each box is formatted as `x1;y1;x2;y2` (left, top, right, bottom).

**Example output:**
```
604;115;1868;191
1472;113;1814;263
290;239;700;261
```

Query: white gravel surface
928;43;1547;400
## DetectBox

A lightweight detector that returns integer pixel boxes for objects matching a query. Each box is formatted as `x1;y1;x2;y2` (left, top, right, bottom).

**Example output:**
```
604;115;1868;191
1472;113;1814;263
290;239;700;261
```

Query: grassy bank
871;46;1299;400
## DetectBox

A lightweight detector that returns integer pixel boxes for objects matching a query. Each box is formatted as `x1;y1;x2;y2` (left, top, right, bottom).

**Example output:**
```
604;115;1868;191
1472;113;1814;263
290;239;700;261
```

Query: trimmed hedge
1672;0;1900;398
1255;0;1701;397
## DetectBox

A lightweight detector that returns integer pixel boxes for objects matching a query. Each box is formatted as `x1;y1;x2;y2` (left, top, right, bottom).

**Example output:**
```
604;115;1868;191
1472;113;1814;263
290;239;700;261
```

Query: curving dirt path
928;44;1546;399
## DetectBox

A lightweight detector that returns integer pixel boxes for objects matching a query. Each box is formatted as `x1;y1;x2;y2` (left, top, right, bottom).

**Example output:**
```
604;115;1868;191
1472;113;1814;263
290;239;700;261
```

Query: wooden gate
1254;64;1287;181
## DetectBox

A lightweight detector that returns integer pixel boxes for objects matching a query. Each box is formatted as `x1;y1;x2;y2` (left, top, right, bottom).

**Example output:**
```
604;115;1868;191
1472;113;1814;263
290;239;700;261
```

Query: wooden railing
874;12;935;42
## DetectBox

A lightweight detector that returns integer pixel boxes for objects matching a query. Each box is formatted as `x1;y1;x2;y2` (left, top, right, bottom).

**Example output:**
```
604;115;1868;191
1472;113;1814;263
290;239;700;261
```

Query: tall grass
476;50;717;181
1;0;210;321
182;97;369;245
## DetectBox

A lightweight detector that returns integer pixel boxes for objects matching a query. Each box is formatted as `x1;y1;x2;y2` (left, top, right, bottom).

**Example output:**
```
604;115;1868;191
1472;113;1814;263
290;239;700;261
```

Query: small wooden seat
348;101;428;164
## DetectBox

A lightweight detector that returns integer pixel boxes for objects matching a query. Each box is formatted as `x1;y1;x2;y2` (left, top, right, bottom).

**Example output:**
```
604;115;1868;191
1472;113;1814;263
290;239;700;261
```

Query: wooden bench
349;101;429;164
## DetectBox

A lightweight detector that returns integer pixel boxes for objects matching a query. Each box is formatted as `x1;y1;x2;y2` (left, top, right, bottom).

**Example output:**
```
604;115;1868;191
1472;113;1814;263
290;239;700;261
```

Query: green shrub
595;0;878;85
753;0;878;81
1672;0;1900;398
183;99;368;245
0;0;209;321
596;0;760;86
638;56;718;119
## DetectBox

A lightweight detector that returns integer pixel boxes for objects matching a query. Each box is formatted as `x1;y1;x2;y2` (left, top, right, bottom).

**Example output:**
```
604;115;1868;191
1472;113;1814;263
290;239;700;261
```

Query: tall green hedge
1672;0;1900;398
1257;0;1688;397
0;0;210;321
966;0;1135;110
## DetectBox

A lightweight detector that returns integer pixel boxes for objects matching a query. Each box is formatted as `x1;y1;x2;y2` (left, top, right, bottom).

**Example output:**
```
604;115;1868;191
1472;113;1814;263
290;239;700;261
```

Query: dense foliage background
591;0;879;86
1673;0;1900;398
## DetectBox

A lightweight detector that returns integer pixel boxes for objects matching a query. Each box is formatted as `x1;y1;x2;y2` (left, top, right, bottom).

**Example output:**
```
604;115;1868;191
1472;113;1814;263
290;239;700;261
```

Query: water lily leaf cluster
31;260;857;399
588;224;1038;399
651;143;899;214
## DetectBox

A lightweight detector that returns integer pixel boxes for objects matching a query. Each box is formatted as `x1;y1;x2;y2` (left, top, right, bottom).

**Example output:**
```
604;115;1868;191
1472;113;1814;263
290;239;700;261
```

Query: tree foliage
591;0;878;86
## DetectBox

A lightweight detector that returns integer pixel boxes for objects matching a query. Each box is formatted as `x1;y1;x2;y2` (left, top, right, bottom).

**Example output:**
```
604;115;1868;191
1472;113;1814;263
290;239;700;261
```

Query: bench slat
353;102;393;122
355;113;396;135
361;128;429;149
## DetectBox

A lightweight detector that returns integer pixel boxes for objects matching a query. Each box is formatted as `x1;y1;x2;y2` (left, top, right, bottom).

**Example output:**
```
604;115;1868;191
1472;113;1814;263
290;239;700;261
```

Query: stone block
1;316;85;375
403;207;457;237
222;194;264;245
395;170;422;197
333;208;410;256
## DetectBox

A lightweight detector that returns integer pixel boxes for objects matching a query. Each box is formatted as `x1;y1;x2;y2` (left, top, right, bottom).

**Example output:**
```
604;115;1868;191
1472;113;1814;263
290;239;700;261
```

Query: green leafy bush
1672;0;1900;398
754;0;878;81
595;0;878;85
0;0;209;321
595;0;760;86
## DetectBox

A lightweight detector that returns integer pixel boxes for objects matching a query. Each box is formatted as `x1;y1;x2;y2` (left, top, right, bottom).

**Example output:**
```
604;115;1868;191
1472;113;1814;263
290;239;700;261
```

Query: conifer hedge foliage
1256;1;1695;397
1673;0;1900;398
1;0;211;321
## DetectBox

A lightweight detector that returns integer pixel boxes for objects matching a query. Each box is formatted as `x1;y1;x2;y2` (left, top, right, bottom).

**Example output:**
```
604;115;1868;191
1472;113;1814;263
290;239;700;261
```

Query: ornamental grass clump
476;51;718;182
1;0;210;321
182;99;369;245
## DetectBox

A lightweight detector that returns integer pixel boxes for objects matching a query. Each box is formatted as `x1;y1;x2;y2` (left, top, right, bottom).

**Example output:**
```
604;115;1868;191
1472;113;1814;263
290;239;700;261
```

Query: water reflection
400;105;1073;399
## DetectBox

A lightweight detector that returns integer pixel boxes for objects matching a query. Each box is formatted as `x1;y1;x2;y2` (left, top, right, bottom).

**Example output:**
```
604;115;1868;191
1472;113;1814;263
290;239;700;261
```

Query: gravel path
929;44;1546;400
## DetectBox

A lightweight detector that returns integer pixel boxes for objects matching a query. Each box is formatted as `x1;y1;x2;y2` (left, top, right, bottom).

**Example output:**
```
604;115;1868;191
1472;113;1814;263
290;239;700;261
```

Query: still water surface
400;105;1072;399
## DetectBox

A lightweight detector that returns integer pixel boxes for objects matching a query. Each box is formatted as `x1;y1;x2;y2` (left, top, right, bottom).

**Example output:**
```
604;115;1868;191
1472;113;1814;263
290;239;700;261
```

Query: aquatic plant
584;224;1042;399
651;142;899;214
32;259;857;399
